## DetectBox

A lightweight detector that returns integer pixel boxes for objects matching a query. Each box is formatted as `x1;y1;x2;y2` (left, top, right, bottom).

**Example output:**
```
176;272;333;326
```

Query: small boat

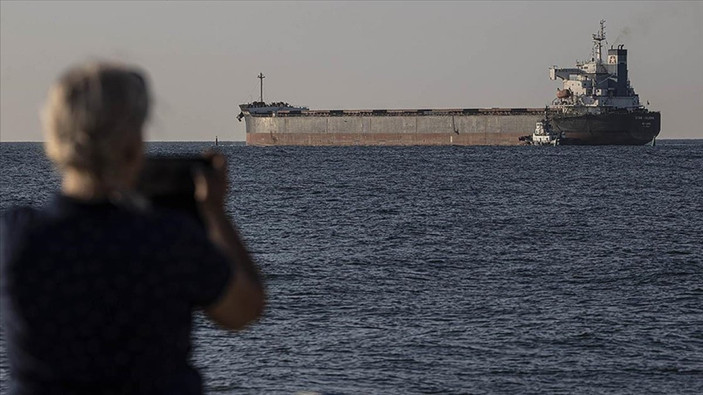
530;119;562;146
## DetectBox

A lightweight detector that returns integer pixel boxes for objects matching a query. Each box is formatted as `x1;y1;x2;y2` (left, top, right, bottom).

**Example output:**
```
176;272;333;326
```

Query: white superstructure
549;20;643;114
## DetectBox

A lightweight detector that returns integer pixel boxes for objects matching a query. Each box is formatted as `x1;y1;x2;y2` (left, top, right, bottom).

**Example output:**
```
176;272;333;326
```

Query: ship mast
592;19;606;63
258;72;265;103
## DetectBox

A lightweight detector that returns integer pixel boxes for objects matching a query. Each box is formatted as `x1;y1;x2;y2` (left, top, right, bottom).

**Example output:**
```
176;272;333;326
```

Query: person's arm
195;154;266;330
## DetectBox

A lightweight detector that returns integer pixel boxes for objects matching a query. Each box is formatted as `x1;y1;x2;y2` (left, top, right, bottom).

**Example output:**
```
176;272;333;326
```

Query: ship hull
243;109;544;146
246;131;529;146
242;108;660;146
551;111;661;145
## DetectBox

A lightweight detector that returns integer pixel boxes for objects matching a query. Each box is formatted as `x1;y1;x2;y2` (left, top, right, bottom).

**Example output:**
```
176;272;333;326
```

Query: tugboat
531;120;562;146
547;20;661;145
520;109;563;146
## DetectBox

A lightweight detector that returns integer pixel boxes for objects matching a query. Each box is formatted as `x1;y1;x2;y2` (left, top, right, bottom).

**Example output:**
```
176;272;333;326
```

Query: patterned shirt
1;194;232;394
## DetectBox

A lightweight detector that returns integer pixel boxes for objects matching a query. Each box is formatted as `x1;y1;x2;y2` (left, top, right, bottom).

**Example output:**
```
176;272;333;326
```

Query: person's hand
194;152;227;216
194;152;266;330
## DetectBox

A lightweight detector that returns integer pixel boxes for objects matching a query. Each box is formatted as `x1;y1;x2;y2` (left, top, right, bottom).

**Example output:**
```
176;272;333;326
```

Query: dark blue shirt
1;195;232;394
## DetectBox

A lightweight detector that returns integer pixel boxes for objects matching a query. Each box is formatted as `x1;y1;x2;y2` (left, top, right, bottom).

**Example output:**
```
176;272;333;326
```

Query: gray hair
43;62;150;183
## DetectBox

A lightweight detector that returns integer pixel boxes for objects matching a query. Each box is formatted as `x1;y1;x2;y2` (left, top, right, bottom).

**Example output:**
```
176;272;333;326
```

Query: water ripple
1;141;702;394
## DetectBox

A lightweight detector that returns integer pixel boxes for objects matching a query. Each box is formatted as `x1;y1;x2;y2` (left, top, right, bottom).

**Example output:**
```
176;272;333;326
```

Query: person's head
42;62;150;191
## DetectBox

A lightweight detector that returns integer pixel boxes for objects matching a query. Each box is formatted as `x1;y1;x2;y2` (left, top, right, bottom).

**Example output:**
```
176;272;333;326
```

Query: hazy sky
1;1;702;141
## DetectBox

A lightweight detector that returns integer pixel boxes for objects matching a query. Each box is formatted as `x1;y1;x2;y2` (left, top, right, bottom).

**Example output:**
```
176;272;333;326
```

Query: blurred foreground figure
0;63;266;394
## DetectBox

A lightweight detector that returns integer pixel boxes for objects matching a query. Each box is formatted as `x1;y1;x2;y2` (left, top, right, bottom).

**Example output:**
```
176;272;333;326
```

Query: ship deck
247;107;548;117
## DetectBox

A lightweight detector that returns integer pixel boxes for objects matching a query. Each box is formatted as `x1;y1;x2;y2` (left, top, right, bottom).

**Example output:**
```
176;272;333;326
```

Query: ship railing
246;108;547;117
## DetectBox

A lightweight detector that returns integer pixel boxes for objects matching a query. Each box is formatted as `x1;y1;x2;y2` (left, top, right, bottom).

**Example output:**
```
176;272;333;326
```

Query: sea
1;141;702;394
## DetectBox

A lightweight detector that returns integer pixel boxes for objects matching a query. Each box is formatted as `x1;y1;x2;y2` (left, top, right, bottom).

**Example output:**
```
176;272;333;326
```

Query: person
0;62;266;394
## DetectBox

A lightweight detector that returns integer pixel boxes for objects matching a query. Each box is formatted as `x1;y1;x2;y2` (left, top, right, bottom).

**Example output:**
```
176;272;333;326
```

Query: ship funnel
607;44;629;96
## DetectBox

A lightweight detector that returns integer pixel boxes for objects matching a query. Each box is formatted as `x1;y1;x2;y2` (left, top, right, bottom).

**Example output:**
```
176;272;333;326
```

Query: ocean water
1;141;702;394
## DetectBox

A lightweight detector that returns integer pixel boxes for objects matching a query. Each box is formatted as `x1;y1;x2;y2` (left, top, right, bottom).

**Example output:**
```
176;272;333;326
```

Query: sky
1;1;702;142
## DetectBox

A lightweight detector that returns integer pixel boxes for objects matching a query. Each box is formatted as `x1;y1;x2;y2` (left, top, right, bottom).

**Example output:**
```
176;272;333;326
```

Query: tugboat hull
551;111;660;145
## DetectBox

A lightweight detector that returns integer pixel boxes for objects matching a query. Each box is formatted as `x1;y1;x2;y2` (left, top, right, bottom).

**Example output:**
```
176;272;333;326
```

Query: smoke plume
613;27;631;46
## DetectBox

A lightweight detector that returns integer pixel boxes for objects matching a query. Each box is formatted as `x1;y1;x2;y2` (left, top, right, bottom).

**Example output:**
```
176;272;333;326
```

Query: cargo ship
238;21;660;146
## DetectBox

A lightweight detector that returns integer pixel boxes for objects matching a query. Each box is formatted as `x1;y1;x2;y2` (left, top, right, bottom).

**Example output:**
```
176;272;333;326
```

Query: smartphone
136;156;213;224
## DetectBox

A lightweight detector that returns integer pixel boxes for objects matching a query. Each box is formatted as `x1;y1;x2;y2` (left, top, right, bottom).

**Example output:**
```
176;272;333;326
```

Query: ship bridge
549;20;641;110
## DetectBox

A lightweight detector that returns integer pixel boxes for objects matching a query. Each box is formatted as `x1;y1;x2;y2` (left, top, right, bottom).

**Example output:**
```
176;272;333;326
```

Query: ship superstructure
547;20;660;144
237;73;308;121
550;20;641;111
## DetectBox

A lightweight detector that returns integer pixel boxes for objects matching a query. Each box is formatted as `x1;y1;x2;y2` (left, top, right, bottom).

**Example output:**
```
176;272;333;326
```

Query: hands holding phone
137;152;266;330
190;153;267;330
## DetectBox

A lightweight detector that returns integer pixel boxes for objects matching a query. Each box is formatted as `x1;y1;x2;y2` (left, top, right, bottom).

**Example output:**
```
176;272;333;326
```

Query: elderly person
0;63;265;394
